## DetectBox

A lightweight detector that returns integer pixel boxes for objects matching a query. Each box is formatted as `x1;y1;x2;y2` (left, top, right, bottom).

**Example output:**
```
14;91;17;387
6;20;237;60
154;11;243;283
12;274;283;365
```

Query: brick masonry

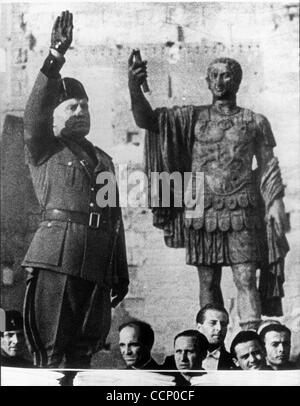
0;2;299;368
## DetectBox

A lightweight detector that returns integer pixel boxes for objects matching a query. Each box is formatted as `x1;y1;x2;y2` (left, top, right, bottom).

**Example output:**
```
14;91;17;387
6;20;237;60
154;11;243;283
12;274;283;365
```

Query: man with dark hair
128;49;289;330
257;319;281;335
259;324;297;370
118;320;160;369
172;330;208;385
22;11;128;369
1;310;32;367
196;304;235;370
230;330;271;370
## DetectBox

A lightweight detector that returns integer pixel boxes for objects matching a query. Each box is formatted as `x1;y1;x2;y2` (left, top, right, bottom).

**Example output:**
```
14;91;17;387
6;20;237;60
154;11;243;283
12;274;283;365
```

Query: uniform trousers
23;269;111;368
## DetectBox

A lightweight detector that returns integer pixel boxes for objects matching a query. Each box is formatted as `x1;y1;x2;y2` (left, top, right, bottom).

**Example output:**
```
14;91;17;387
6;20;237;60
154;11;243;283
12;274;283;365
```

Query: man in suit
259;324;297;370
118;320;160;370
172;330;208;386
1;310;33;368
196;304;235;370
22;11;128;368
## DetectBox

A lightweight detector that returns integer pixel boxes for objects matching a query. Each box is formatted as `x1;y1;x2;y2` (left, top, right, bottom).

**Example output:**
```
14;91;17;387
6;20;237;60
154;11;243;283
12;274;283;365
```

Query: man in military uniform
128;52;288;330
1;310;33;367
22;11;128;368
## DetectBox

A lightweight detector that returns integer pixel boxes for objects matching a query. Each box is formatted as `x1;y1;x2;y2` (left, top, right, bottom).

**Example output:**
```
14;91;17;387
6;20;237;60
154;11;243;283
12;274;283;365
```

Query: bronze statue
128;51;289;330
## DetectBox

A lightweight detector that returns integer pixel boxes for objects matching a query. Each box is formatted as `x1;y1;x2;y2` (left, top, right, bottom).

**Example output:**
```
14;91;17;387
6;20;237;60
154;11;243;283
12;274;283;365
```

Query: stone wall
0;2;299;367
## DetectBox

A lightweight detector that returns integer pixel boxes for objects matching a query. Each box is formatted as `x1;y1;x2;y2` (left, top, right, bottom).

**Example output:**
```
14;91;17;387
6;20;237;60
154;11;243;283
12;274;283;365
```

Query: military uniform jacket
22;71;128;287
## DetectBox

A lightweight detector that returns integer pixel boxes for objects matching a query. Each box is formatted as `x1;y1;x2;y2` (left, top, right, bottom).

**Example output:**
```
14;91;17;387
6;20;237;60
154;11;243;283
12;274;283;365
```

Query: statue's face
207;62;238;98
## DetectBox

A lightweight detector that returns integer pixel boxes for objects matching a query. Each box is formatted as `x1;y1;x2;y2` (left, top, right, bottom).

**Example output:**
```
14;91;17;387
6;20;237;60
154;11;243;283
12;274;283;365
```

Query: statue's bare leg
231;262;261;330
197;265;223;308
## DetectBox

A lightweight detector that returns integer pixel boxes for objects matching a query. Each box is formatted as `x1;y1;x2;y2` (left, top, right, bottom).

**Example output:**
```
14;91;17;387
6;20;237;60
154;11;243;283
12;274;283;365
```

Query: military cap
57;77;88;107
4;310;23;331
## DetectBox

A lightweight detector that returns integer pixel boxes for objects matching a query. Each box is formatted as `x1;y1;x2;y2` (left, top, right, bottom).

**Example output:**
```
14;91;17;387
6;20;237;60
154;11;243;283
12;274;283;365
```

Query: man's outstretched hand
50;10;73;55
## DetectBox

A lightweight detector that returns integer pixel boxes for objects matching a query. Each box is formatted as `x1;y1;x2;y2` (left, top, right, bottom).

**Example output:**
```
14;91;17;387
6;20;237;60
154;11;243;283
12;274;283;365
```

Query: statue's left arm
254;114;286;237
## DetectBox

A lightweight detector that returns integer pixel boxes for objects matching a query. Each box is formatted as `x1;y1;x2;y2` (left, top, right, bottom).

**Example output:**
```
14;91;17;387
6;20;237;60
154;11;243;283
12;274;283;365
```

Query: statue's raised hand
50;11;73;55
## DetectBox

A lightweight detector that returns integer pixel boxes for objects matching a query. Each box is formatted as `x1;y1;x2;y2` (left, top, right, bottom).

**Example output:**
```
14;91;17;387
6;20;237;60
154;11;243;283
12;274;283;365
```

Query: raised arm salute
24;11;73;165
22;11;129;372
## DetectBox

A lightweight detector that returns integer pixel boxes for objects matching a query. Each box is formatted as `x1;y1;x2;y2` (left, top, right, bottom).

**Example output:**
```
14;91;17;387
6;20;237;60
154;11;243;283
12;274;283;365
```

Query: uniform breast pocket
24;220;68;266
57;161;84;191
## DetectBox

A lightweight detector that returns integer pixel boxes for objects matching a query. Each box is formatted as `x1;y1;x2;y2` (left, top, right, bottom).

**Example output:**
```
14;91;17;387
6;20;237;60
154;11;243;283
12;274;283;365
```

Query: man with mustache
128;50;289;330
22;11;128;369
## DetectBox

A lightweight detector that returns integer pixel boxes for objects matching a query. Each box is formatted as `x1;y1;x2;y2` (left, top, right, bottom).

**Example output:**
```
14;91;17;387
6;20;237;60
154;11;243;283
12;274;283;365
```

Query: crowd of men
2;305;298;386
118;304;299;385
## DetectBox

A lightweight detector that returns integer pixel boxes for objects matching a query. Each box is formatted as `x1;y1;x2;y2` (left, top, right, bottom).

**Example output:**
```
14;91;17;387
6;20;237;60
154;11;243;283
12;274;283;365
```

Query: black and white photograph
0;0;299;388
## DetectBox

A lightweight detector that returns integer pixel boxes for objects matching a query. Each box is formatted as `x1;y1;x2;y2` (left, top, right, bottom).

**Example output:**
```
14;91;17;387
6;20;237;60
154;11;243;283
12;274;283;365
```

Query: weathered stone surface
0;2;299;368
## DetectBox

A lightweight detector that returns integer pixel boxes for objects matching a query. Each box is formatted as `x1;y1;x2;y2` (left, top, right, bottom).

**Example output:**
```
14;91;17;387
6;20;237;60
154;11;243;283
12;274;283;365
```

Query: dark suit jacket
161;355;206;386
22;71;128;287
127;357;161;370
163;346;236;371
218;346;236;370
270;361;298;370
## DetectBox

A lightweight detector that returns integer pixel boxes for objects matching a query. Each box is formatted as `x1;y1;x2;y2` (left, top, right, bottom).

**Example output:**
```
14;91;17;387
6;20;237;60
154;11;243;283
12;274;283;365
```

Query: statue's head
206;57;243;98
53;77;90;138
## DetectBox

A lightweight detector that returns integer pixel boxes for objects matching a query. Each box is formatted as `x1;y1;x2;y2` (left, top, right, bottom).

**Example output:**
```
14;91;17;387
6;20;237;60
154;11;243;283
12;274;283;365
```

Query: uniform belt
42;209;104;229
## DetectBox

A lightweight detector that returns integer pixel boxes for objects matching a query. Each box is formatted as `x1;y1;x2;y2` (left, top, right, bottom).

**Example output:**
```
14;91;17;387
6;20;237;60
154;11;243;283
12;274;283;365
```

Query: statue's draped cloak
144;106;289;316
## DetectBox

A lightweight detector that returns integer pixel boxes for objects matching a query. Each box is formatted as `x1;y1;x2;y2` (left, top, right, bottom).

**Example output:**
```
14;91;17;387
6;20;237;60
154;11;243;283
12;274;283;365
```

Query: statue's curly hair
207;57;243;88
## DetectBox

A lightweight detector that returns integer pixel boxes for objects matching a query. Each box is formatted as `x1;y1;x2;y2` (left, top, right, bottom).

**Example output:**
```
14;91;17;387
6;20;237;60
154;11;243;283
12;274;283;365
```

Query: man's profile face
234;340;266;370
119;326;148;368
53;97;90;138
1;330;25;357
197;309;228;346
174;336;202;375
206;62;238;99
264;331;291;367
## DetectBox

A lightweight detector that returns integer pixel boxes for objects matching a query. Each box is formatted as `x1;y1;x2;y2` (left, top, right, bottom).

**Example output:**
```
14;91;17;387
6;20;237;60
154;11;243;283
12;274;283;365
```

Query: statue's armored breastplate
192;107;255;196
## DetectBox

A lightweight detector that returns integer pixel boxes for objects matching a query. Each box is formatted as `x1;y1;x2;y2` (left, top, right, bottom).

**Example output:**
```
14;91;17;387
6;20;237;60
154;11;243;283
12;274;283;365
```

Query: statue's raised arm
128;49;158;132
